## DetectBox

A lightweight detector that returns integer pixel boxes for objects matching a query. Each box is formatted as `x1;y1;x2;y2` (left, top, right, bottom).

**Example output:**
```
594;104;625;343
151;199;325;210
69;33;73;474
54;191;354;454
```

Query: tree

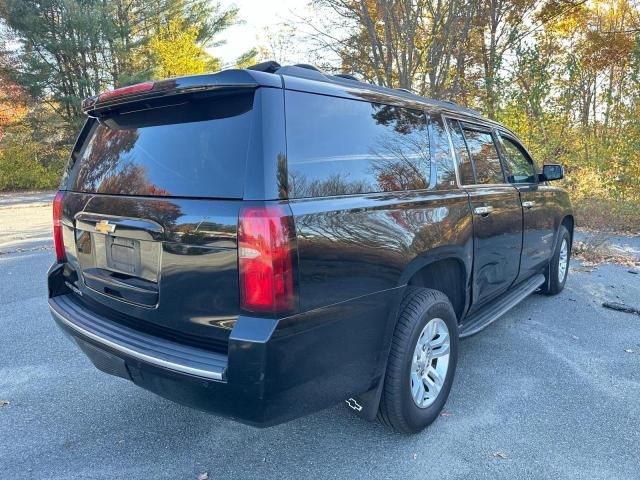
149;17;216;78
0;0;238;133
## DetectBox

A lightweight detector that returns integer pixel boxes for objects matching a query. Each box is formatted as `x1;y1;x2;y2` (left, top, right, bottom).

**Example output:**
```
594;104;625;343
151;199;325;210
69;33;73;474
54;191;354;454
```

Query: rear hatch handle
75;213;164;241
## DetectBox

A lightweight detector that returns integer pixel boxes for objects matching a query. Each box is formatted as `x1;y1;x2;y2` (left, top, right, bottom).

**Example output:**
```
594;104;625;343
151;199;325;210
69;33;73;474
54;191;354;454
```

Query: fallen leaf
0;400;9;407
493;452;507;459
197;473;209;480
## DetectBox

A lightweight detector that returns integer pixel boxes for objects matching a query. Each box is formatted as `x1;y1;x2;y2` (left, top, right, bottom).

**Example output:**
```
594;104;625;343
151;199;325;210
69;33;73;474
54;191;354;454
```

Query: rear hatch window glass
68;92;255;198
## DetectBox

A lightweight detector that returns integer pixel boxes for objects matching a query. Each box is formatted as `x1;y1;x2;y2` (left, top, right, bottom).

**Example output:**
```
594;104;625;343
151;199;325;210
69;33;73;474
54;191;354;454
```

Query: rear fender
349;250;471;421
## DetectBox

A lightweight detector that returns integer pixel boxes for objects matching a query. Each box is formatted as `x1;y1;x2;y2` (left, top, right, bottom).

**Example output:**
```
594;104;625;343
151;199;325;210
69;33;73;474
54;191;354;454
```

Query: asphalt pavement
0;191;55;255
1;195;639;480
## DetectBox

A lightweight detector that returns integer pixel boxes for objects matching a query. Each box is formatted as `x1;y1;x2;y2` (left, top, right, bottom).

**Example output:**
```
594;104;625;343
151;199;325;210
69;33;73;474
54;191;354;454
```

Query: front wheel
541;226;571;295
377;287;459;433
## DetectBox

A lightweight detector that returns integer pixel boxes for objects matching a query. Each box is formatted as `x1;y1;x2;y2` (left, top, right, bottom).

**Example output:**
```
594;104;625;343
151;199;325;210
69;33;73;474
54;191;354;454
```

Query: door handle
473;206;494;216
522;201;536;209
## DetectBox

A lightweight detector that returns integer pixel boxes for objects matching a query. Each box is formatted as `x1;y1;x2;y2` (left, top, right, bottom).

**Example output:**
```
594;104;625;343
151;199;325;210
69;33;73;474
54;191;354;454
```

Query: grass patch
573;198;640;234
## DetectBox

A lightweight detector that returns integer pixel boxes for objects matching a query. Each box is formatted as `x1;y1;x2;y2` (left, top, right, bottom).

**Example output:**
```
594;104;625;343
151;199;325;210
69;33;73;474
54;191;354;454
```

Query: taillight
238;205;296;314
53;191;66;262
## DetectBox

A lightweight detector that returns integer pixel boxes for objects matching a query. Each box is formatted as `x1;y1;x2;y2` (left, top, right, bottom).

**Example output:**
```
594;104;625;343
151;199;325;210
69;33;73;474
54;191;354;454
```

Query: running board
459;274;545;338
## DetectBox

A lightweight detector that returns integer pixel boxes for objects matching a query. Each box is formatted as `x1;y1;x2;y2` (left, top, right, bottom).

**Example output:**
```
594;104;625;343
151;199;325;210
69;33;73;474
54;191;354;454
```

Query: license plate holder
105;236;141;276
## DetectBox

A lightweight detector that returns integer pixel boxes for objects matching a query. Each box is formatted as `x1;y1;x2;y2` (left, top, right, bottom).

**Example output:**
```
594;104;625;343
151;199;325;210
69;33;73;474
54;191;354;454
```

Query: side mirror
540;164;564;182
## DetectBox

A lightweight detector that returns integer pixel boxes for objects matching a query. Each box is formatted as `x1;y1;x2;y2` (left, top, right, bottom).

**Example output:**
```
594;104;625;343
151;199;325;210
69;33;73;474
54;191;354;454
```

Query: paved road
0;191;55;255
1;203;640;479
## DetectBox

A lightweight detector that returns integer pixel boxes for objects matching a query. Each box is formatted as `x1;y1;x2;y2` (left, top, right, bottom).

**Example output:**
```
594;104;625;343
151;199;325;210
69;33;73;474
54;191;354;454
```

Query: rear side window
285;92;431;198
461;128;504;184
68;92;255;198
446;119;475;185
500;135;536;184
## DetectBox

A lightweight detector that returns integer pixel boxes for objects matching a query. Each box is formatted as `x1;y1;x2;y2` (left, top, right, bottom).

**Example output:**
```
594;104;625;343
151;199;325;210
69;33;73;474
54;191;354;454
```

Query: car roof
238;61;517;133
239;64;510;133
85;62;514;136
274;65;481;114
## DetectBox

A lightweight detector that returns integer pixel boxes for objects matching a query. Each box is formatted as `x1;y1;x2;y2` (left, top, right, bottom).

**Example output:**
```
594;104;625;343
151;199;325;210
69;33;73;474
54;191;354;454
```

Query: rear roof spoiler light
82;79;179;113
97;81;154;101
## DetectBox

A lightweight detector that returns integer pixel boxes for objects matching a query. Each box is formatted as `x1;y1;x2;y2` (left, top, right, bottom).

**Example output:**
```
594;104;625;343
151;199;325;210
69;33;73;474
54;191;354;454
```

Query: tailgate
61;192;240;352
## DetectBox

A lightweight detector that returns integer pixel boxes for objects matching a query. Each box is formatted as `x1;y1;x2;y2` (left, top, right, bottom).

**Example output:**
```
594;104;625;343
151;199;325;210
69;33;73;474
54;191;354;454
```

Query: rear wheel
377;287;458;433
542;226;571;295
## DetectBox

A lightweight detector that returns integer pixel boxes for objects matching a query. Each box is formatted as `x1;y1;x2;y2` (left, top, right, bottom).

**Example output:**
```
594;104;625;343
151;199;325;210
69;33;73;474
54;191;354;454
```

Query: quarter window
461;128;504;184
500;135;536;184
286;91;431;198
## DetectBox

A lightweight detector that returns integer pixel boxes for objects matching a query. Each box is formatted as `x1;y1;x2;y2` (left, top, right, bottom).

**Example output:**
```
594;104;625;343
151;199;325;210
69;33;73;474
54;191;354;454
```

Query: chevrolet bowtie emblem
95;219;116;234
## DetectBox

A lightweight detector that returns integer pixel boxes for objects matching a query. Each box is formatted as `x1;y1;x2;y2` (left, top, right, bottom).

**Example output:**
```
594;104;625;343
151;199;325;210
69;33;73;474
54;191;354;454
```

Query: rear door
59;88;275;353
497;132;555;281
445;118;522;309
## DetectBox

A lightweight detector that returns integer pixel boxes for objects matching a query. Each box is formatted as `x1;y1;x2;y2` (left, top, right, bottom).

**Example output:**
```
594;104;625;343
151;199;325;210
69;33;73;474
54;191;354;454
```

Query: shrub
0;133;67;191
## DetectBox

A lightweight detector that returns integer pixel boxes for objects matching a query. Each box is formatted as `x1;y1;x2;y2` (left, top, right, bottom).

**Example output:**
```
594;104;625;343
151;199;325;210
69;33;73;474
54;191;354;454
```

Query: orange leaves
583;30;634;70
0;80;29;141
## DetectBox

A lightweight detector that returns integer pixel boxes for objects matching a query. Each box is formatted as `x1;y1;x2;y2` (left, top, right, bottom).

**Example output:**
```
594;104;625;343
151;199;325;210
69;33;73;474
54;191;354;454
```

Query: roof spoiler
82;69;280;116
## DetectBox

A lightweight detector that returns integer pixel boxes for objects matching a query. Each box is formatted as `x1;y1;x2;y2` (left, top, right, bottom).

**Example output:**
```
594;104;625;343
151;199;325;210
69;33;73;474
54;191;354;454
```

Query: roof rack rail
292;63;322;72
247;60;281;73
245;62;485;119
334;73;359;81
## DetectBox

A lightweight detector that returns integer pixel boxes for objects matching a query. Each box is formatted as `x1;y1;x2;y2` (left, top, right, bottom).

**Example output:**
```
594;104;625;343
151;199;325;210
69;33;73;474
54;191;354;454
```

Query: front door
497;132;555;281
445;118;523;310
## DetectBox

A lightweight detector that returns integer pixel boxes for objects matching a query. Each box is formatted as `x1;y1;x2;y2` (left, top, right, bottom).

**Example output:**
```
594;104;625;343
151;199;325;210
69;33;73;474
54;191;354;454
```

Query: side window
445;119;475;185
461;128;504;184
500;135;536;184
429;114;457;189
286;92;431;198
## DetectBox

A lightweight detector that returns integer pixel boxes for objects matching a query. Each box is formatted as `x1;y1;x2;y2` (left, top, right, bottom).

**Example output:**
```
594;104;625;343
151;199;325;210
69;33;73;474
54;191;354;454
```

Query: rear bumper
50;294;227;381
49;293;276;426
49;285;399;427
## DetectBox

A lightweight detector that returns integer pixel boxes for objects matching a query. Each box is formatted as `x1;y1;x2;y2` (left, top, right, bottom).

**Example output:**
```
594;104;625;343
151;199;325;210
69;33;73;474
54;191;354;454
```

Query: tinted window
429;114;457;188
500;135;536;183
462;128;504;184
446;119;475;184
68;93;254;198
286;92;431;198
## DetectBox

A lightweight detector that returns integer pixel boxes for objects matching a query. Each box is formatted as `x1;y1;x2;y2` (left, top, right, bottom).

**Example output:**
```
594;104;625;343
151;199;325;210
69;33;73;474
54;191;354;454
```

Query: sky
209;0;312;67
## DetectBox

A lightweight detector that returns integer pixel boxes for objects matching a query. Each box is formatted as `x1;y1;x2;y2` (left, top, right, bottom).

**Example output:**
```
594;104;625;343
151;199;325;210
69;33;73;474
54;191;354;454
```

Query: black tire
377;287;459;434
541;226;571;295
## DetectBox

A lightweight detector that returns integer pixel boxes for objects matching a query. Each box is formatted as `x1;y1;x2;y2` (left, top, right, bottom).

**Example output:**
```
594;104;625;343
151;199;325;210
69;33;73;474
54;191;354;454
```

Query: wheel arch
350;252;471;422
399;255;470;322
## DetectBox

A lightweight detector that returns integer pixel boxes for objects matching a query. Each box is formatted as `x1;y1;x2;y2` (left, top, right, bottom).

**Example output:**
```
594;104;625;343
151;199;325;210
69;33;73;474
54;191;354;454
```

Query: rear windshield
67;92;254;198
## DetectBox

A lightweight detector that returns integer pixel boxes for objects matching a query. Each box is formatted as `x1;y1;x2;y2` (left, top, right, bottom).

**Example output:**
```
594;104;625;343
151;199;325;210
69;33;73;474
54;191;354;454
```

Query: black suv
48;62;573;433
